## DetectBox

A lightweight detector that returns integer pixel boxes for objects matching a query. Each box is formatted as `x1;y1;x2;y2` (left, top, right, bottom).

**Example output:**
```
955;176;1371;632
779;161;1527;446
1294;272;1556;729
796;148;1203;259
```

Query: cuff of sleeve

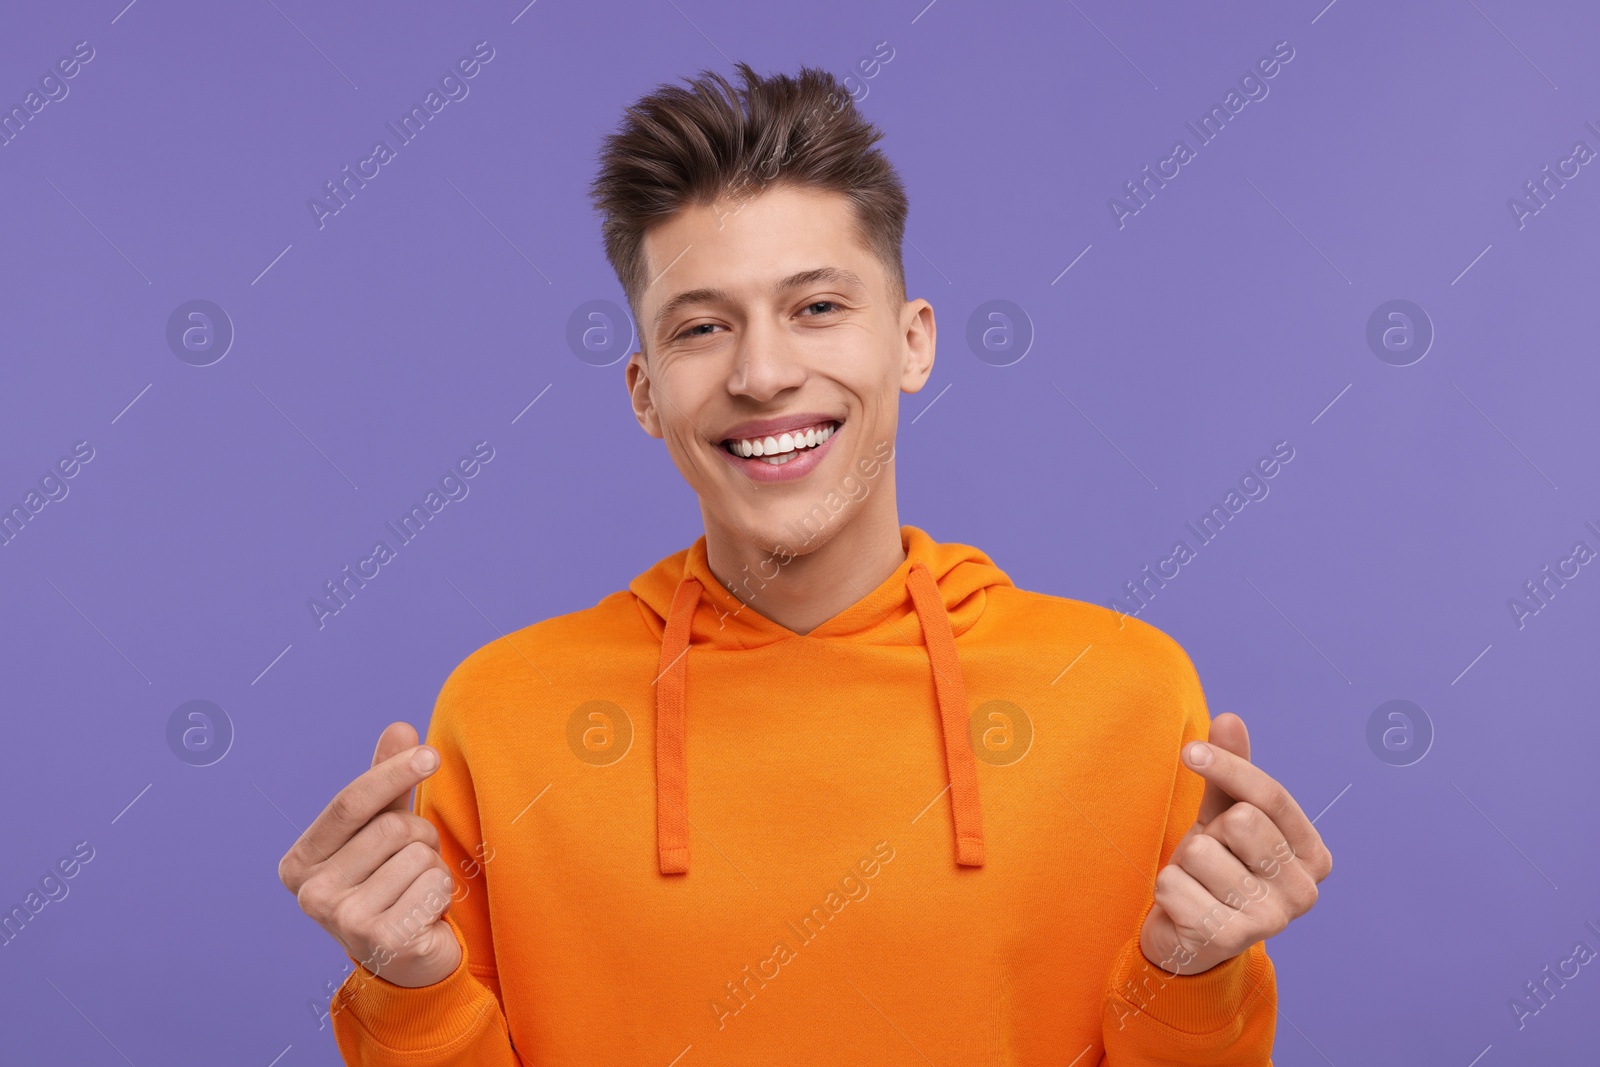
330;914;499;1048
1106;932;1271;1036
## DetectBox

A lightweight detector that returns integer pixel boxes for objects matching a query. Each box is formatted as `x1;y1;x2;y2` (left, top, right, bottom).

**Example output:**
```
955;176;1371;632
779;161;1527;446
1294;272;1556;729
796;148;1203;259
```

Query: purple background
2;0;1596;1062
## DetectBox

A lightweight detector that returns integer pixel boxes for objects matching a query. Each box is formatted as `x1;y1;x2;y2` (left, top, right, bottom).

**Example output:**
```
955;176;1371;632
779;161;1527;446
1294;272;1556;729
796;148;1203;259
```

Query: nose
727;316;807;402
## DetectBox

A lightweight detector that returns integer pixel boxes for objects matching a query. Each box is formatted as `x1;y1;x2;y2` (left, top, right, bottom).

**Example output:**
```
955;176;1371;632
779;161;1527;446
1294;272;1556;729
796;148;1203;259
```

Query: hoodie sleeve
329;659;523;1065
1098;635;1278;1066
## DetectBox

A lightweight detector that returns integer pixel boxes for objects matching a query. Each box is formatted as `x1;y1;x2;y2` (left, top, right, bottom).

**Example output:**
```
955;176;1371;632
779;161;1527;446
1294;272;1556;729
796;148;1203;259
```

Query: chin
728;504;841;560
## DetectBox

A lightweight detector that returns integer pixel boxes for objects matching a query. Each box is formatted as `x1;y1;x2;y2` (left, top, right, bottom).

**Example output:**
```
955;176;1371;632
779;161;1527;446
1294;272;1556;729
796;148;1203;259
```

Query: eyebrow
650;266;867;335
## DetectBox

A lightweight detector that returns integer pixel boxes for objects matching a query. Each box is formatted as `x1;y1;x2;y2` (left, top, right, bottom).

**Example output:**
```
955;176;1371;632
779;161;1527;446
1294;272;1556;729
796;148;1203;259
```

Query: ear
899;298;935;394
624;349;664;438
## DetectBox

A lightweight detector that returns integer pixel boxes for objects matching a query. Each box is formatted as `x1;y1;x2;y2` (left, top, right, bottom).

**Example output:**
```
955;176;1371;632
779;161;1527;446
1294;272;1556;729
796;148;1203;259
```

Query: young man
278;62;1331;1064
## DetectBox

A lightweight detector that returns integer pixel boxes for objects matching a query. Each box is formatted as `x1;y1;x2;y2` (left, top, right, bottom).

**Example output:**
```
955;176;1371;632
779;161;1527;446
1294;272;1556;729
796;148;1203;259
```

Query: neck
700;487;907;636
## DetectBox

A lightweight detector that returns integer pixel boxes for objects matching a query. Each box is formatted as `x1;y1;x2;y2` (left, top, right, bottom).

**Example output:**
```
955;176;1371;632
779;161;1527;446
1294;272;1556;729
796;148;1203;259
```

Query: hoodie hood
628;524;1015;875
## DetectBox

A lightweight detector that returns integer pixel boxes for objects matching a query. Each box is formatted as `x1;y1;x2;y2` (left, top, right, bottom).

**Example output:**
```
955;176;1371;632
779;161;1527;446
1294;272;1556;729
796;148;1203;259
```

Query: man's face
625;184;934;553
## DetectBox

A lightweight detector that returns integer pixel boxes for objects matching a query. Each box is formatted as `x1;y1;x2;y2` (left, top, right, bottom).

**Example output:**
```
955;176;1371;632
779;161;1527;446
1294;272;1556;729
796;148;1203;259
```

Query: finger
327;810;441;886
1183;727;1325;874
373;721;422;816
293;739;440;872
1153;861;1247;958
1203;808;1322;906
1173;828;1260;908
371;863;457;955
355;840;451;920
1193;713;1250;826
328;847;450;969
1200;802;1289;879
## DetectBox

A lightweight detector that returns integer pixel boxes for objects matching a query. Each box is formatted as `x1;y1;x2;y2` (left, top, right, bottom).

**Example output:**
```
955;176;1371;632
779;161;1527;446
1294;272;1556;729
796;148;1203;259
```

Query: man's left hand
1138;713;1333;975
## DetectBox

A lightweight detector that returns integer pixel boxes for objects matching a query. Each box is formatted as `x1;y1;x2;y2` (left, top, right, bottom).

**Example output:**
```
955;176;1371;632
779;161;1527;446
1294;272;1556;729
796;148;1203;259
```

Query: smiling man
280;62;1331;1065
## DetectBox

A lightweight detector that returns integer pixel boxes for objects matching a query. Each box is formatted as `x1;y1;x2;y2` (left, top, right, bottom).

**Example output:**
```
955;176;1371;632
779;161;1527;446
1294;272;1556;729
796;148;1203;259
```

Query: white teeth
724;420;837;460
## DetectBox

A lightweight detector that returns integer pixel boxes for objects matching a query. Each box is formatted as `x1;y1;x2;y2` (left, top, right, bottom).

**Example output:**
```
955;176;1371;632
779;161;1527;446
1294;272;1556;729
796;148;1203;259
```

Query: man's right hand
277;721;463;988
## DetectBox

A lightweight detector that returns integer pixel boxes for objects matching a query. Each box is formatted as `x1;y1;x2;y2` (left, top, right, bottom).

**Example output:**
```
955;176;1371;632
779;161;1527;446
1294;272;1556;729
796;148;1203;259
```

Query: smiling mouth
720;420;841;465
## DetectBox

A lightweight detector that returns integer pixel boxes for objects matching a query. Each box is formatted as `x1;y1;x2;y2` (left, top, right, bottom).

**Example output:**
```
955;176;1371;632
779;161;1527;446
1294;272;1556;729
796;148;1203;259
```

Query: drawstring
653;560;987;874
906;560;986;867
655;574;702;875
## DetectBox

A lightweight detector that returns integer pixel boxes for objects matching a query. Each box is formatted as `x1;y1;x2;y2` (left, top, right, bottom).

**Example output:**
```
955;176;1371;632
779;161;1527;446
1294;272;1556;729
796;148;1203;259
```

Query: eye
675;322;722;340
801;300;841;316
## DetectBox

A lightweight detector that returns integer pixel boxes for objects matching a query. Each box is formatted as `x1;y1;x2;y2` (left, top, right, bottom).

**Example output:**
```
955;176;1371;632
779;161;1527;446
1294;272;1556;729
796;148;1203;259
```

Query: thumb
1193;712;1250;826
373;721;425;815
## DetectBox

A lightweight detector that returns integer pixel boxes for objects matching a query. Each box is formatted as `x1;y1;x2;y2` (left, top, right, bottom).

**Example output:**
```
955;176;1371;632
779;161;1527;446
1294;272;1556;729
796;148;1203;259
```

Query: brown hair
588;61;908;344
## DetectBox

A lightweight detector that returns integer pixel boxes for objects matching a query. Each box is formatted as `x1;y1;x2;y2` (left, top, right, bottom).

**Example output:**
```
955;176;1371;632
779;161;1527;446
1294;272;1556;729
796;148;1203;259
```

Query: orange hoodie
330;524;1276;1064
